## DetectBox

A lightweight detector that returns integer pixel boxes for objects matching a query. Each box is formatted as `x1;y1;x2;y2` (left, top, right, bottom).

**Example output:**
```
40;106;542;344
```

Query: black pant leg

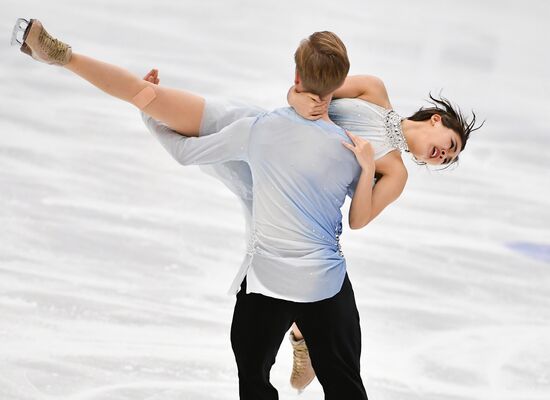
230;279;295;400
295;275;368;400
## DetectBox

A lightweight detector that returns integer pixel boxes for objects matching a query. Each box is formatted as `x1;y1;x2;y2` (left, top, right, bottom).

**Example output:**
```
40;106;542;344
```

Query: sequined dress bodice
329;98;406;160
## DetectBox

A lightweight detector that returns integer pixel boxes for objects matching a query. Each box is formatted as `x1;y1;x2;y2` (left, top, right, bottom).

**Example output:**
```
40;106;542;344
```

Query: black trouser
230;274;368;400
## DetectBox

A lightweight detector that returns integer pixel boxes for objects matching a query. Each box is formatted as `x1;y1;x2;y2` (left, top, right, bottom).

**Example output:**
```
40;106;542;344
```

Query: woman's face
413;114;462;166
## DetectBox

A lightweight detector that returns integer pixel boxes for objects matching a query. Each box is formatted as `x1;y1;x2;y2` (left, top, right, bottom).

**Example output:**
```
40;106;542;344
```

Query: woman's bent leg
64;53;204;136
289;322;316;390
291;323;304;340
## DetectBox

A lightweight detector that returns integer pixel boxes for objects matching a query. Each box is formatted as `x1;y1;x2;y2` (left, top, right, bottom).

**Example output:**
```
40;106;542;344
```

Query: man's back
245;107;361;302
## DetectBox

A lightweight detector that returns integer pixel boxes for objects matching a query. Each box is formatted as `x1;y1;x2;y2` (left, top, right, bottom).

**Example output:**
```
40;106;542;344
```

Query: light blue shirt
142;107;361;302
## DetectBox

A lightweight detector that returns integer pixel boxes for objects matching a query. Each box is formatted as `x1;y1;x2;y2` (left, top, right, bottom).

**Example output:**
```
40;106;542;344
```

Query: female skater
12;18;481;392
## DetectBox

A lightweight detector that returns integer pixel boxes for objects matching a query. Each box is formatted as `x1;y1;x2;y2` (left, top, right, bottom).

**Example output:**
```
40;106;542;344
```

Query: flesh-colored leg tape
131;86;157;109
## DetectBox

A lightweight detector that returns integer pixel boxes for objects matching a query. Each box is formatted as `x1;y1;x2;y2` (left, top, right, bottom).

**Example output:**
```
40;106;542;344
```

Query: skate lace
291;345;309;376
39;30;67;62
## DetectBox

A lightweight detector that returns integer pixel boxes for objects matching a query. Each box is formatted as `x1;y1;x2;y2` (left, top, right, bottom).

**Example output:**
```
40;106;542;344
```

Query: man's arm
141;112;256;165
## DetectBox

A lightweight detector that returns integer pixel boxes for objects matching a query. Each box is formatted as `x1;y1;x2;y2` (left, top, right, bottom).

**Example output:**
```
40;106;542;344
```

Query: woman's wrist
360;162;376;178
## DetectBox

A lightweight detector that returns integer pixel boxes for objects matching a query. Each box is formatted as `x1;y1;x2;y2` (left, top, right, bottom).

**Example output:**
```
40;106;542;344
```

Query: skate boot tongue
38;29;72;65
13;18;72;66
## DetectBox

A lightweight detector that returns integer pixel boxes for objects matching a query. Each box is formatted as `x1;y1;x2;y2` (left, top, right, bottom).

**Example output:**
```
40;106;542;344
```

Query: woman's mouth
430;146;440;158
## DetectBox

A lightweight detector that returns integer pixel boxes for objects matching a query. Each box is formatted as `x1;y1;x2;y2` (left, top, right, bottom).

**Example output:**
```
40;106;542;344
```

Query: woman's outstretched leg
64;53;204;135
15;18;204;136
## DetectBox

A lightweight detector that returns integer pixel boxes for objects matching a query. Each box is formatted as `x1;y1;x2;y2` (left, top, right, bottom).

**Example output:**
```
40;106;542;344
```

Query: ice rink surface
1;1;549;399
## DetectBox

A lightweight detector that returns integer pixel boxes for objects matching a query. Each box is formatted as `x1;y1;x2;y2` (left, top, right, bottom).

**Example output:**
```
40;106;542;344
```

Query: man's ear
294;69;301;86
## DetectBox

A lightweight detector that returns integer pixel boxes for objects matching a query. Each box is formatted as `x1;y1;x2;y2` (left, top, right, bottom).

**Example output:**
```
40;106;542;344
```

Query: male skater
142;31;369;400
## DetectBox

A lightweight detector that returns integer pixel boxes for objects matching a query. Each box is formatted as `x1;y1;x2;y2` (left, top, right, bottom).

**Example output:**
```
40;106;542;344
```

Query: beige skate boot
11;18;72;66
289;331;316;392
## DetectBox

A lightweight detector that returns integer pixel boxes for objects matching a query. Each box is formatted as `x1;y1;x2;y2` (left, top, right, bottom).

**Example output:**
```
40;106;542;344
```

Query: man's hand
287;85;328;120
342;131;375;171
143;68;160;85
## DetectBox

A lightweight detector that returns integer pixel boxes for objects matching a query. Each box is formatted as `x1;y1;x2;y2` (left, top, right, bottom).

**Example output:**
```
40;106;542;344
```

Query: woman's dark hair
407;93;484;166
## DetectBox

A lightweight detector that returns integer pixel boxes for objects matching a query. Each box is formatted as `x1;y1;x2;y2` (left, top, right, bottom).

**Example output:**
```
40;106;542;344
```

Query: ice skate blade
11;18;30;46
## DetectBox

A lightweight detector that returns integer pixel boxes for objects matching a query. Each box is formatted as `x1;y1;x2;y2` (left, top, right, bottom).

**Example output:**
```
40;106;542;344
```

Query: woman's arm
345;147;407;229
341;132;376;229
332;75;390;106
288;74;391;119
348;168;376;229
364;160;407;226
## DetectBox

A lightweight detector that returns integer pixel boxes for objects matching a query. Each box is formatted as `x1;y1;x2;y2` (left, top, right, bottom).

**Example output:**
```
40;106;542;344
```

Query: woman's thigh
141;85;205;136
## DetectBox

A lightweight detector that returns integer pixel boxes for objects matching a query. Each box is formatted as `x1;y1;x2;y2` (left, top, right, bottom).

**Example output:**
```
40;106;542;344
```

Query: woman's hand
287;85;328;120
143;68;160;85
342;131;375;171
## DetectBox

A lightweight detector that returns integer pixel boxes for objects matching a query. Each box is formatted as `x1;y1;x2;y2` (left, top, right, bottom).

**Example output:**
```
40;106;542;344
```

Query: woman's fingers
309;104;327;117
306;93;322;103
341;141;356;153
313;101;328;109
345;130;358;145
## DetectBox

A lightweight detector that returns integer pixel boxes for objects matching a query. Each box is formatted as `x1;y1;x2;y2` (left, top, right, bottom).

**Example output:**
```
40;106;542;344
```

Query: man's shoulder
259;107;296;120
257;107;343;134
252;107;301;127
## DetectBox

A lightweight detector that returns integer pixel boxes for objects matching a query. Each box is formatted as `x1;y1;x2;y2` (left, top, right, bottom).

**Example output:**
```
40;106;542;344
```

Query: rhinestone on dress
384;110;409;152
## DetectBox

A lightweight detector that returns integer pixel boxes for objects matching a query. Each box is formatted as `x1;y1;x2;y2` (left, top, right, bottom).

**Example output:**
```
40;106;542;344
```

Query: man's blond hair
294;31;350;97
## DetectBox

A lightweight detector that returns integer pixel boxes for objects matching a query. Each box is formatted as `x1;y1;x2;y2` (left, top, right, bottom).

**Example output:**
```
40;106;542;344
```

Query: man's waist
244;255;347;303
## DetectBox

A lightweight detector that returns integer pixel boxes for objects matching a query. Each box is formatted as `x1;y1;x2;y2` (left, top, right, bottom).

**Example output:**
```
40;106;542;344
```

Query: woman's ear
431;113;441;125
